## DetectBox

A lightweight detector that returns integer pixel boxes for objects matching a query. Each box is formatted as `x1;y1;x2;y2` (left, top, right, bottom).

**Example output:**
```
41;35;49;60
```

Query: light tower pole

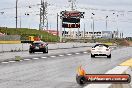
16;0;18;29
106;16;108;31
117;15;119;38
91;13;95;42
39;0;48;30
83;23;86;42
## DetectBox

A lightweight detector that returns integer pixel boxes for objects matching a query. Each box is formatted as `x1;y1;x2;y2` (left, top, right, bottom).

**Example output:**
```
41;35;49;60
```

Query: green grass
0;27;59;42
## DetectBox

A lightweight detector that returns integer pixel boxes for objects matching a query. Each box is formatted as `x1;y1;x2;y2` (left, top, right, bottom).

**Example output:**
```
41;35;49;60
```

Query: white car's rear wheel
91;54;95;58
107;54;111;58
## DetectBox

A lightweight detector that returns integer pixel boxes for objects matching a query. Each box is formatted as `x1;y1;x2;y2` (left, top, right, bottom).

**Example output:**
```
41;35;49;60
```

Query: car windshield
32;42;43;46
94;44;109;48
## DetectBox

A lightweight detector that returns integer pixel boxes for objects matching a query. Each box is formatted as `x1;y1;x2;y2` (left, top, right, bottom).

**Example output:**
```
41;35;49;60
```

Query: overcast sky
0;0;132;37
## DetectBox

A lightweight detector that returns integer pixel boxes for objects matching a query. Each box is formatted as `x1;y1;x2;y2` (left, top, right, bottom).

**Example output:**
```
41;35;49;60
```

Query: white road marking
41;57;47;59
24;59;31;61
75;53;80;55
20;60;23;62
67;54;72;56
32;58;39;60
83;52;88;54
59;55;64;57
9;61;16;63
50;56;56;58
1;62;9;64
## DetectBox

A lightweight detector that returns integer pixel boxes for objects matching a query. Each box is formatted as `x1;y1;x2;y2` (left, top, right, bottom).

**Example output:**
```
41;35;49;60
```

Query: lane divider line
0;52;88;64
1;62;9;64
24;59;31;61
83;52;88;54
32;58;39;60
67;54;72;56
50;56;56;58
59;55;64;57
75;53;80;55
41;57;47;59
9;61;16;63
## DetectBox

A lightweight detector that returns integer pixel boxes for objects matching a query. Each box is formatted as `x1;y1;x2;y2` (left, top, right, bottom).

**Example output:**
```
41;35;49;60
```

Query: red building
44;30;58;36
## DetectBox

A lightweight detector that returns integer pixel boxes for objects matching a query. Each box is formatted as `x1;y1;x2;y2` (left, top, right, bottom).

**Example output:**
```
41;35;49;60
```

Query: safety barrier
0;43;97;52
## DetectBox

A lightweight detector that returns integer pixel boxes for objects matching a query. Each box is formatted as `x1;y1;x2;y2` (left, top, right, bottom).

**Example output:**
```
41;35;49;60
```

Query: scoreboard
60;10;85;28
62;18;80;23
62;23;80;28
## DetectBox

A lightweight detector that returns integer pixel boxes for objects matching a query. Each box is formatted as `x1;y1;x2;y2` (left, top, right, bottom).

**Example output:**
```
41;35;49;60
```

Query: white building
62;30;115;39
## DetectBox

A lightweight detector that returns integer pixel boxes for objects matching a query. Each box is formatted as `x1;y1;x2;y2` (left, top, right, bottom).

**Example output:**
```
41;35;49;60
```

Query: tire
43;51;45;53
45;47;48;53
107;54;111;58
91;54;95;58
76;75;87;85
43;47;48;53
29;50;32;53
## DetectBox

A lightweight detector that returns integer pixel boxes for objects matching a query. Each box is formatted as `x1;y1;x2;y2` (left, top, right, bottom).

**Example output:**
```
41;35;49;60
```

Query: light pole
83;23;86;43
57;13;59;37
91;13;95;42
116;15;119;38
16;0;18;29
106;16;108;31
113;13;119;38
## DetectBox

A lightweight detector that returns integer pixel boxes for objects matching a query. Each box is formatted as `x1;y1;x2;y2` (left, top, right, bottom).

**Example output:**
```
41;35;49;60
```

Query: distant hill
0;27;59;42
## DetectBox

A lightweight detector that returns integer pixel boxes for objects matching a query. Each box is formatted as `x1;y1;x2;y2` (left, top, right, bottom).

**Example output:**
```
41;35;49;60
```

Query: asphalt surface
0;47;92;61
0;46;132;88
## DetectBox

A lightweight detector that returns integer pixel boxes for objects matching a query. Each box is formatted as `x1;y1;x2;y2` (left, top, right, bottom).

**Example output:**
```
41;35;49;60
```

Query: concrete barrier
84;66;132;88
0;43;97;52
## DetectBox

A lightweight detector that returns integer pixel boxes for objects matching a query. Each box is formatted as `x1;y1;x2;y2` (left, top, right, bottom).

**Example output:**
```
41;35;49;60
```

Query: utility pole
59;17;62;42
83;23;86;43
117;15;119;38
16;0;18;29
93;17;95;42
91;13;95;43
106;16;108;31
57;13;59;37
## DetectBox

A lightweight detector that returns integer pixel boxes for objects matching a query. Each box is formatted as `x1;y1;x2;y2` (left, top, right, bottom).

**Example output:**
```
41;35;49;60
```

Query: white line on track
1;62;9;64
59;55;64;57
9;61;16;63
32;58;39;60
67;54;72;56
83;52;88;54
41;57;47;59
75;53;80;55
50;56;56;58
24;59;31;61
20;60;23;62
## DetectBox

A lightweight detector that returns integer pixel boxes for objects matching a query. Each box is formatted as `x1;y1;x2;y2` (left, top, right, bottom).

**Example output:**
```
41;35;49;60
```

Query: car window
32;43;42;46
94;44;109;48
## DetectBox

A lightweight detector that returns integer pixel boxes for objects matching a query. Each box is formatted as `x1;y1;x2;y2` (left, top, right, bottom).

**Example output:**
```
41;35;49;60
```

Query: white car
91;44;111;58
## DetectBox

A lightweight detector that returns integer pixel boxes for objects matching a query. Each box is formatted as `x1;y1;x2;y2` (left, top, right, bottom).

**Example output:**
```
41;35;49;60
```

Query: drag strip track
0;47;132;88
